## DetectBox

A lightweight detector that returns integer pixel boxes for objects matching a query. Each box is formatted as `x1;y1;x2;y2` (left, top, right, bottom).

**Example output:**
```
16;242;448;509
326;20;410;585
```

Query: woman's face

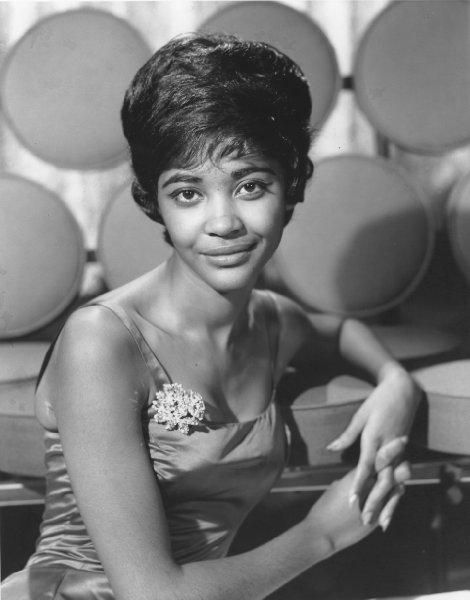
157;151;286;294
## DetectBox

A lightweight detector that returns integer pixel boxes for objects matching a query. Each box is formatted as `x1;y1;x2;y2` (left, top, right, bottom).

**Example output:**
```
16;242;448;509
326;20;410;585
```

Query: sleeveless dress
1;292;287;599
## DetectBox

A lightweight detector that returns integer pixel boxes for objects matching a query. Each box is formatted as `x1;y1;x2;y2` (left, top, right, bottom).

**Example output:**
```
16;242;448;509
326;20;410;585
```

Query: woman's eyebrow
161;173;202;188
231;166;277;179
161;166;277;188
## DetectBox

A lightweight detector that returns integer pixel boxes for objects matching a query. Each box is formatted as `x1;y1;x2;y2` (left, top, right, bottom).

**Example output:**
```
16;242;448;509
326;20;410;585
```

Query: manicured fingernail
362;511;373;525
380;517;391;532
326;440;341;451
349;493;358;507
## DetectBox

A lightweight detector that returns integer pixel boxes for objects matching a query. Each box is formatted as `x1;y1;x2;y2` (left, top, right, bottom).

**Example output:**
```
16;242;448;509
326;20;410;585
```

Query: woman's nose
204;197;245;237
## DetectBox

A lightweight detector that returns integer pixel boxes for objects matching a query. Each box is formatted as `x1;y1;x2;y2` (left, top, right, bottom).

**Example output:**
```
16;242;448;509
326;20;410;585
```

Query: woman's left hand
327;364;423;528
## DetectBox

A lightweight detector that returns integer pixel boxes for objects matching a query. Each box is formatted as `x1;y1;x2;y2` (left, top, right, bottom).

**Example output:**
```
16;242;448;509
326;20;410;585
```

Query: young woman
2;34;420;600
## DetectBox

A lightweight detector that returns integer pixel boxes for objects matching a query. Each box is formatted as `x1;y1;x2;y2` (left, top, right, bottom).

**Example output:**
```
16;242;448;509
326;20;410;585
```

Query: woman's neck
145;256;254;345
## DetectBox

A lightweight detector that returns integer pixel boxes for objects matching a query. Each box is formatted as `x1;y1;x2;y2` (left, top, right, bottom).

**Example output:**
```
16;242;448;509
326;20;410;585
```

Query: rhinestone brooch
153;383;205;435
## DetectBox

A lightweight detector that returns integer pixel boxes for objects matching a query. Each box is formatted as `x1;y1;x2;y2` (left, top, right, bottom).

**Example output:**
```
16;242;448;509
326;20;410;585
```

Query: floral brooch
152;383;206;435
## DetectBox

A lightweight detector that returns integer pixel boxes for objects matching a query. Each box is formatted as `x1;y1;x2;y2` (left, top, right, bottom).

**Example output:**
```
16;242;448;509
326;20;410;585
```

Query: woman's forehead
168;135;267;169
169;144;276;172
160;151;281;181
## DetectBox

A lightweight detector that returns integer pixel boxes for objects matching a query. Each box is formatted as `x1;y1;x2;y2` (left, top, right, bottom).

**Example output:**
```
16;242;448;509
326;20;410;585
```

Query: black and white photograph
1;1;470;599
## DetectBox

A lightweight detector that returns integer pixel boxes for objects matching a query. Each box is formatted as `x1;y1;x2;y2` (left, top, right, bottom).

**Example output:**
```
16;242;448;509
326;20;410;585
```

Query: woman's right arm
39;306;375;600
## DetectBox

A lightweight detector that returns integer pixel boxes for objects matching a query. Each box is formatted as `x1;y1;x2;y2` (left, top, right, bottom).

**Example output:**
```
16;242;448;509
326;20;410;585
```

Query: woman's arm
272;294;421;529
328;319;421;518
38;306;375;600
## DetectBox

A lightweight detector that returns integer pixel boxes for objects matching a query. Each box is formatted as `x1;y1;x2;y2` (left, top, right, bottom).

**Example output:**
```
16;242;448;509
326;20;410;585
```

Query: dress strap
260;290;281;386
36;301;170;392
86;302;171;383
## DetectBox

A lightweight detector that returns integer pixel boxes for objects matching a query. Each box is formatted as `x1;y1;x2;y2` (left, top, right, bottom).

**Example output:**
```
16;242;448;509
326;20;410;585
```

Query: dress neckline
203;386;277;426
91;292;279;427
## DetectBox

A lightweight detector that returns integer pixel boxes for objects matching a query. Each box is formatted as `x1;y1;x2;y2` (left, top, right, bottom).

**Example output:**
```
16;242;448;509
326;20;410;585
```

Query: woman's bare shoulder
60;304;133;353
262;291;342;333
259;291;344;372
253;291;307;375
258;290;308;330
37;304;149;413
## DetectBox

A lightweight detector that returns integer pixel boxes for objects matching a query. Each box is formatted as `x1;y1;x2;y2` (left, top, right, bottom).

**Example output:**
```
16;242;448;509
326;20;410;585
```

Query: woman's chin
197;263;263;295
207;273;259;295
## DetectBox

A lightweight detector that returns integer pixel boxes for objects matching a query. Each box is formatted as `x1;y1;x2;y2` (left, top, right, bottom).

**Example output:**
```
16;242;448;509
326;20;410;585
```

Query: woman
2;33;420;600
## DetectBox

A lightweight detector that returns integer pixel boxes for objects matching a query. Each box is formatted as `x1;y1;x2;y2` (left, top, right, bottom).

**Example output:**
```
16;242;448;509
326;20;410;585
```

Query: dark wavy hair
121;33;314;236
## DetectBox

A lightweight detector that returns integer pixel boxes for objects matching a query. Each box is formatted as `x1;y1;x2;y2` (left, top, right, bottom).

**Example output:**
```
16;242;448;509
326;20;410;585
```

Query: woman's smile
201;239;258;267
203;249;253;268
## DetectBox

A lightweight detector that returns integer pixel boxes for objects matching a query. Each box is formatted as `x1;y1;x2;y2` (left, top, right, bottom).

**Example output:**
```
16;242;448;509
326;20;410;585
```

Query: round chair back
97;183;171;289
273;155;434;316
0;175;85;338
447;173;470;285
354;0;470;153
413;361;470;456
0;341;50;476
0;8;151;168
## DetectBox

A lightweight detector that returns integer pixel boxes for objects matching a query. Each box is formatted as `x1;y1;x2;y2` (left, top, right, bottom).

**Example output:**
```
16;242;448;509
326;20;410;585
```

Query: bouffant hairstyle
121;33;313;232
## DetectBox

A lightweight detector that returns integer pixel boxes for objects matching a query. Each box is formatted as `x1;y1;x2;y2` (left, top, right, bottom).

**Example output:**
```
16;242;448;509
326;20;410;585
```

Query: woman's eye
242;182;258;193
238;181;268;197
171;189;200;204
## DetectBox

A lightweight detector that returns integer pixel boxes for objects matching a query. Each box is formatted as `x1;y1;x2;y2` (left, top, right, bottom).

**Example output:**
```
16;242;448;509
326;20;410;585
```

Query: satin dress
2;293;287;599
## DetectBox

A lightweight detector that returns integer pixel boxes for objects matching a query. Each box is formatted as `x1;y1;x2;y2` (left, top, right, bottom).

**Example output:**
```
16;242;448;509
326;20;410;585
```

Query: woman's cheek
246;200;284;232
161;208;201;244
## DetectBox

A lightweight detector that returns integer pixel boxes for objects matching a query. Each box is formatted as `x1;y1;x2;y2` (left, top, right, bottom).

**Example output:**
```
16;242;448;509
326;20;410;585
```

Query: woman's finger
361;466;395;525
375;436;408;471
326;404;368;452
366;462;410;529
378;483;406;532
349;435;380;505
393;460;411;484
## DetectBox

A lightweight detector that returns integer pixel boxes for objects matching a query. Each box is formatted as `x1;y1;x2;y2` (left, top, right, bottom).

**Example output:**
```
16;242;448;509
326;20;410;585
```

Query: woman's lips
201;241;257;266
202;241;257;256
